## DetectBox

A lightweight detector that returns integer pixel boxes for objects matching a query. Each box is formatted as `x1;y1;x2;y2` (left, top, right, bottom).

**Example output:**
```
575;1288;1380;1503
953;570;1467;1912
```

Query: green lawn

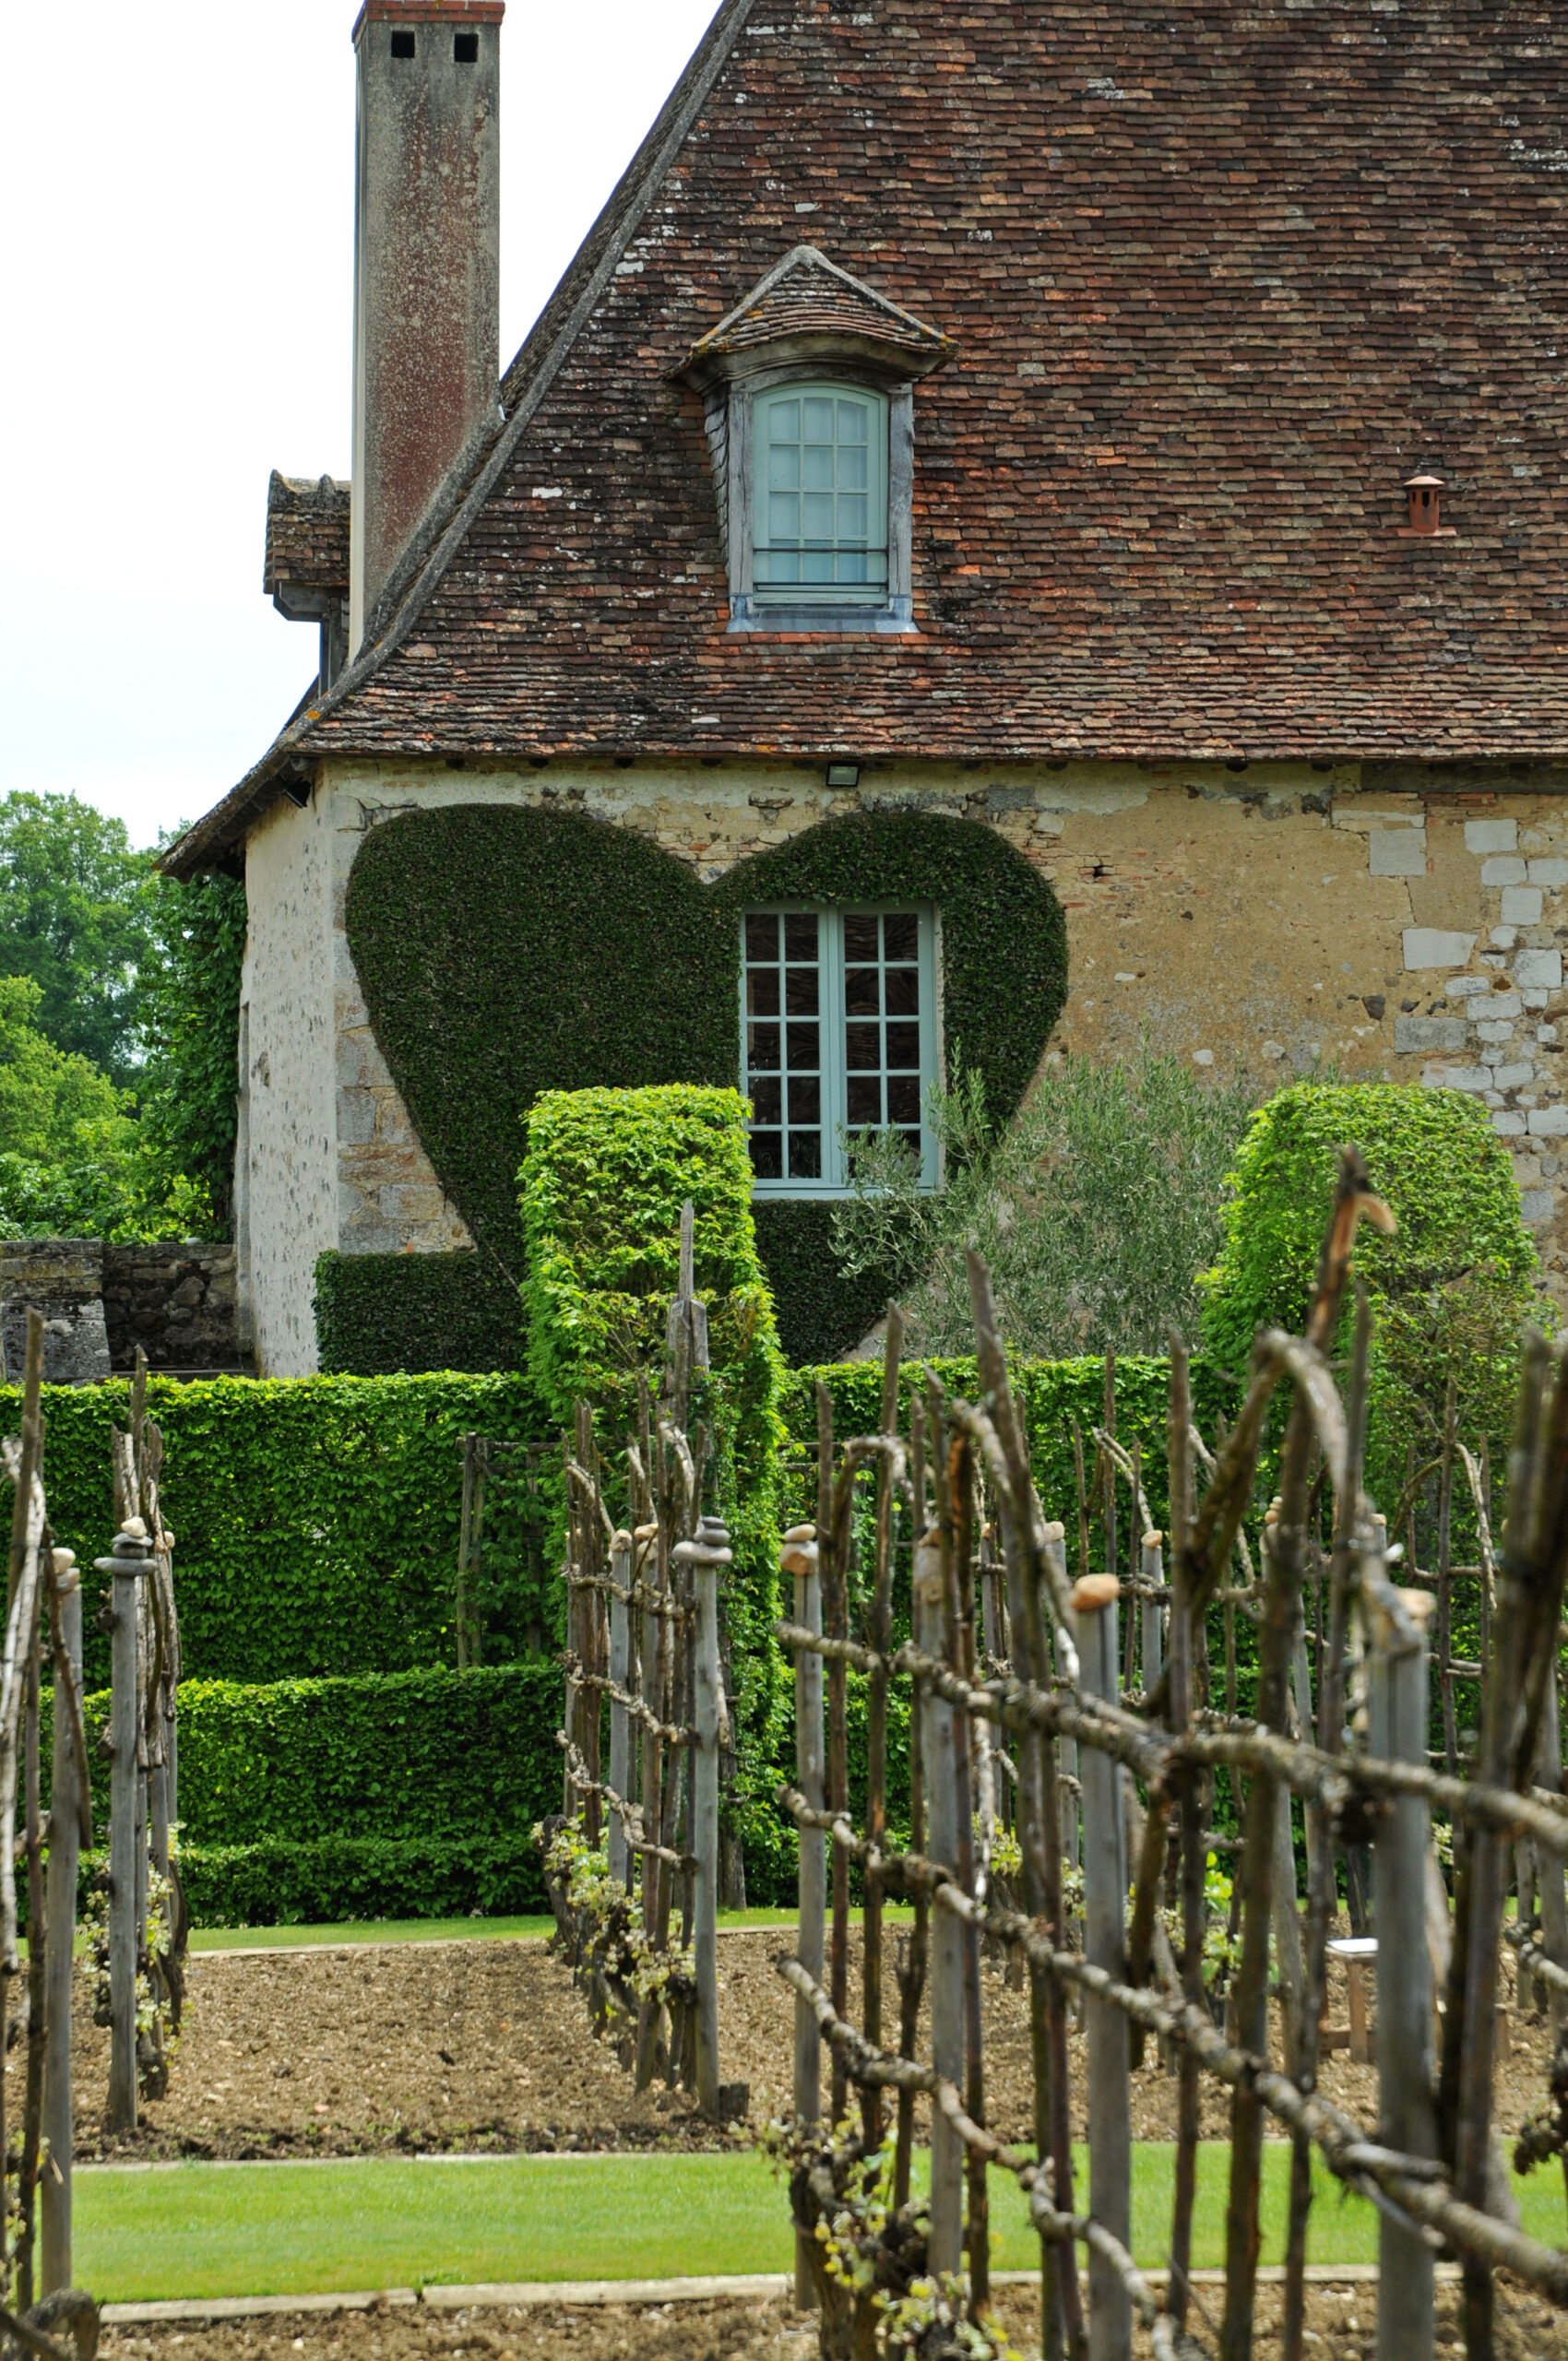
74;2144;1568;2306
186;1907;912;1953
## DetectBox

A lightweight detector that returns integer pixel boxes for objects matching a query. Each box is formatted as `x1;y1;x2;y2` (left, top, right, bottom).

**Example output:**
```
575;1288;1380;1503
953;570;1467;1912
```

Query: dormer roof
681;245;956;387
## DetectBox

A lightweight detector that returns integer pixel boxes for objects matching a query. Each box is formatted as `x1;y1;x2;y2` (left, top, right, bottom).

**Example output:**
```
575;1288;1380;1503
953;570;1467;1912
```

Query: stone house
167;0;1568;1377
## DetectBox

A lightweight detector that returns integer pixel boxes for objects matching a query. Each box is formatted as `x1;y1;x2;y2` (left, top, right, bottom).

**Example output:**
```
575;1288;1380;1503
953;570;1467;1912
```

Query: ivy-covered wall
335;801;1067;1370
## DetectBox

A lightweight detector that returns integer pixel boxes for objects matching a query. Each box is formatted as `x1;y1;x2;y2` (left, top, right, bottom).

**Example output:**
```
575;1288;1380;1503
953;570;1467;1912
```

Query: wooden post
1076;1572;1132;2361
1139;1529;1164;1693
607;1530;632;1889
1538;1667;1568;2034
679;1514;730;2120
916;1528;964;2281
1369;1586;1437;2361
41;1548;81;2294
786;1522;823;2308
102;1527;148;2134
1273;1777;1307;2066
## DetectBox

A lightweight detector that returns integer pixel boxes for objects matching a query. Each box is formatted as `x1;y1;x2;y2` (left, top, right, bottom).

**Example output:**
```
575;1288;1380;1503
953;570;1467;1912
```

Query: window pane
846;1023;880;1071
838;493;868;541
769;492;801;540
746;913;779;961
802;549;835;582
838;442;868;492
897;1130;921;1157
802;492;835;541
837;549;869;583
844;967;880;1016
884;967;919;1016
788;1131;823;1180
785;966;819;1014
885;1022;921;1069
768;445;801;490
847;1076;882;1127
843;913;879;960
748;1022;780;1072
790;1074;821;1123
784;914;819;960
786;1022;820;1071
883;913;918;960
747;969;780;1016
750;1076;782;1125
886;1075;921;1124
804;397;835;440
837;398;868;440
770;400;799;441
750;1132;783;1180
803;443;835;492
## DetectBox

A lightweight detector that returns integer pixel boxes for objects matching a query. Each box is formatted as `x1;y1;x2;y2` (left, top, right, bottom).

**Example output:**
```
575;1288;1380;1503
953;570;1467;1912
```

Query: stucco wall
291;758;1568;1364
240;793;341;1375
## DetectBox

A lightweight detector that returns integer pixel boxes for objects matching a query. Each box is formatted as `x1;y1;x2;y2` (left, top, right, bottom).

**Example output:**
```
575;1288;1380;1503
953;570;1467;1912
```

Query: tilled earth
42;1928;1564;2163
92;2281;1568;2360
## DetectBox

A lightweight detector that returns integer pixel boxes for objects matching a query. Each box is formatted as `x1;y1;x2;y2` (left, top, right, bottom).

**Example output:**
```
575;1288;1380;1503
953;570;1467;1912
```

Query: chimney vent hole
454;31;479;61
391;30;416;59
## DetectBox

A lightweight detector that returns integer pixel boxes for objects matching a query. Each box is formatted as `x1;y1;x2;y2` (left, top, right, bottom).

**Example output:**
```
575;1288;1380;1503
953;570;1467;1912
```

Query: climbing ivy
339;802;1066;1368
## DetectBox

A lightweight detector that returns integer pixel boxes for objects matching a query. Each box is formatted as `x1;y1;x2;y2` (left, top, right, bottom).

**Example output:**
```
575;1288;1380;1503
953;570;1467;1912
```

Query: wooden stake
861;1308;903;2152
607;1531;632;1889
916;1525;964;2280
1077;1572;1132;2361
787;1520;824;2308
680;1517;730;2119
40;1550;80;2296
103;1530;147;2134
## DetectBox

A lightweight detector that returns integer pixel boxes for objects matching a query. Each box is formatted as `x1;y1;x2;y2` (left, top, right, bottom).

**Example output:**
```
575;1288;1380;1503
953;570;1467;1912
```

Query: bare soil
92;2280;1568;2361
43;1928;1564;2165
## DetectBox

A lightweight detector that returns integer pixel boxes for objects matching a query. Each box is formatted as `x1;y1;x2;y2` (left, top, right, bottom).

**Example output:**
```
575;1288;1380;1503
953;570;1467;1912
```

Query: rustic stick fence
770;1165;1568;2361
542;1204;747;2121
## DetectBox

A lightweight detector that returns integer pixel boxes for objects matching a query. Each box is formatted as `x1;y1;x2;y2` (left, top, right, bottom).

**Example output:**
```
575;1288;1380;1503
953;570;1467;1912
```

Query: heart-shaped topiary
345;802;1068;1296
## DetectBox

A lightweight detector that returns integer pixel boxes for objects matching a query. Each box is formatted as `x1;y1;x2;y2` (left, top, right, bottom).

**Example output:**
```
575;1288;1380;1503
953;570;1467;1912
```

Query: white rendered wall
239;792;340;1375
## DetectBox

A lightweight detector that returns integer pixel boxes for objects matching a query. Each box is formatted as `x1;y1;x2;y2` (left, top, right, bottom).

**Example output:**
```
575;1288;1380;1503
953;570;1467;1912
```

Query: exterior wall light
826;763;861;789
1400;473;1456;539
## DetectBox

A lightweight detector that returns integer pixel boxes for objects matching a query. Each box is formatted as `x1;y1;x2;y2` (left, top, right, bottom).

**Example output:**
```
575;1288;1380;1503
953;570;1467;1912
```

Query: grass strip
184;1908;915;1954
73;2145;1568;2306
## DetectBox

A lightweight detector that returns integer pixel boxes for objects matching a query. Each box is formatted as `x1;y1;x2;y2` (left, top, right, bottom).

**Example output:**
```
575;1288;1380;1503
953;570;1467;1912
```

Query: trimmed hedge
17;1371;552;1690
164;1837;543;1928
315;1249;524;1376
341;802;1067;1370
55;1663;561;1926
520;1084;788;1873
1199;1083;1541;1504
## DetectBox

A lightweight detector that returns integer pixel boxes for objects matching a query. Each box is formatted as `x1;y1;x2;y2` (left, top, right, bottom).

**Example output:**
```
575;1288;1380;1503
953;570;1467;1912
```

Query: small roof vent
1400;472;1455;539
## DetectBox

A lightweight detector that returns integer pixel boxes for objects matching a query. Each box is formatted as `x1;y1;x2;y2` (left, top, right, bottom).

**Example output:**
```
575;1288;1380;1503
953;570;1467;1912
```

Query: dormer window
754;386;888;605
679;246;956;637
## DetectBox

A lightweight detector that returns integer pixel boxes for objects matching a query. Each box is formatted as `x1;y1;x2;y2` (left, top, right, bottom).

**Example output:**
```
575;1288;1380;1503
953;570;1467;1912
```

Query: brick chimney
350;0;504;655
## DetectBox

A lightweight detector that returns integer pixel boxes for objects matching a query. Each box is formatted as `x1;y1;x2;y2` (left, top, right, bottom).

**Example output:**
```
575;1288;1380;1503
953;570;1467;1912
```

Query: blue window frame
753;386;890;605
741;906;939;1194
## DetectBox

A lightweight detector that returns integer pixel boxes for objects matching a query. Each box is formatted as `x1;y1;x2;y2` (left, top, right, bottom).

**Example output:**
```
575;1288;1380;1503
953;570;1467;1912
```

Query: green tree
0;793;156;1083
0;974;122;1160
137;860;246;1234
830;1050;1258;1359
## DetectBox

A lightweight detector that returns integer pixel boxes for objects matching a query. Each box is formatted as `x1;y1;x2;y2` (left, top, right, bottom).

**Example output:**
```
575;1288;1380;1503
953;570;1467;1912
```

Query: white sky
0;0;722;850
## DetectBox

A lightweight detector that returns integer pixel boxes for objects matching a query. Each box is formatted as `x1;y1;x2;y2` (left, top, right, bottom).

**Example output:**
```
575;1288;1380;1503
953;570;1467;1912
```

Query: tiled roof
170;0;1568;873
684;244;956;374
263;472;350;600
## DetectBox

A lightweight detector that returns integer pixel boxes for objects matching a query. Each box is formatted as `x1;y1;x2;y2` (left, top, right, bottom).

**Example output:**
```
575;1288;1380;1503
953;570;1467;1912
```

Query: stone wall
0;1240;243;1383
101;1245;240;1373
232;753;1568;1373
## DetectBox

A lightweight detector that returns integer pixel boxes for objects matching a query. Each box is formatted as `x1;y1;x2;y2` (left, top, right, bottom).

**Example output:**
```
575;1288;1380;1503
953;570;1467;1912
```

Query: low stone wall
0;1240;244;1383
101;1244;241;1372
